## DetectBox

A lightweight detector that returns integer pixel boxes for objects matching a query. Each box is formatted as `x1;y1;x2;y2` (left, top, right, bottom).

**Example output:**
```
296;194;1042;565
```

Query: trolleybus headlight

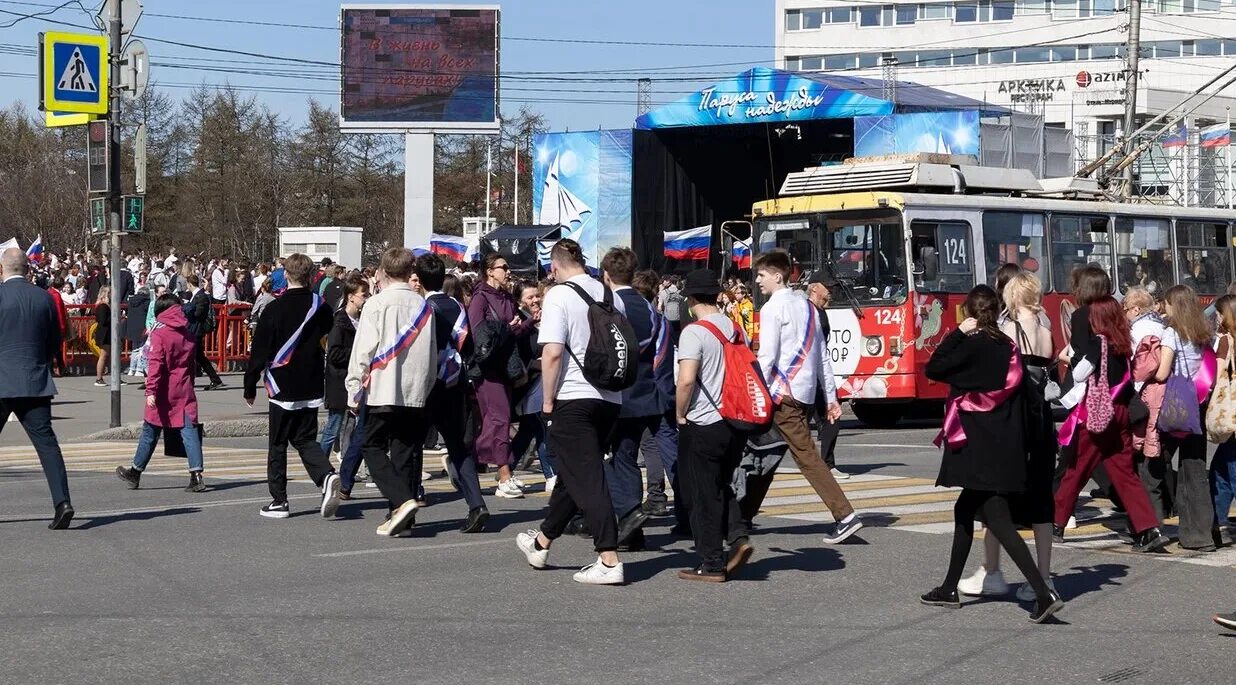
865;336;883;356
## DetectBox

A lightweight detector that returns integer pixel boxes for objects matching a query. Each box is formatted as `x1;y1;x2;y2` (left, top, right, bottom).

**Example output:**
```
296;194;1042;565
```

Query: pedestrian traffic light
123;194;143;233
89;196;106;235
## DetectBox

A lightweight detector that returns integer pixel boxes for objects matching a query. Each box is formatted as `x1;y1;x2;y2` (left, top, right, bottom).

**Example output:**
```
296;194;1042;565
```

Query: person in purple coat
468;253;534;498
114;293;207;493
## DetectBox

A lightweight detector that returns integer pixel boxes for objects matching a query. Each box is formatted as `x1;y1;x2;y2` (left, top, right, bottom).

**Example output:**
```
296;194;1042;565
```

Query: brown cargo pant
765;397;854;521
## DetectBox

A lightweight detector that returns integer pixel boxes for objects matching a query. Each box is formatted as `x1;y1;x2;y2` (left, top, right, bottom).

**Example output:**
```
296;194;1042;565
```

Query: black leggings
942;489;1052;601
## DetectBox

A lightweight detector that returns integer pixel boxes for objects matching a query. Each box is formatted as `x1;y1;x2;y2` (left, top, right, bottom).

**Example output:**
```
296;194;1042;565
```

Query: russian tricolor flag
1162;122;1188;149
25;234;43;262
430;233;471;262
1201;123;1231;148
664;225;711;261
410;245;431;257
732;240;752;269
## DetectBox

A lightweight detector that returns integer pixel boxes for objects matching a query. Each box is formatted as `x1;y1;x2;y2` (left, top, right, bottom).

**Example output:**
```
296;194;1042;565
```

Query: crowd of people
4;240;1236;629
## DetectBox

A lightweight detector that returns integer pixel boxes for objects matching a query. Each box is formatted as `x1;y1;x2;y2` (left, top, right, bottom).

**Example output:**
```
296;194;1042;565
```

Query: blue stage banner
853;110;981;157
532;130;633;267
635;67;893;130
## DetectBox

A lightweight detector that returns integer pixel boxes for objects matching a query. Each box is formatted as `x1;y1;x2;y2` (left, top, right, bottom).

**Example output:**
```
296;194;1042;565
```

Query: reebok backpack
562;281;638;392
693;319;773;434
664;289;684;321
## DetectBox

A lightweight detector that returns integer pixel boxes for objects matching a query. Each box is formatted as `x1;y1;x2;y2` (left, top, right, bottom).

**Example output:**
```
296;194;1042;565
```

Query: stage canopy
635;66;1007;130
479;224;561;277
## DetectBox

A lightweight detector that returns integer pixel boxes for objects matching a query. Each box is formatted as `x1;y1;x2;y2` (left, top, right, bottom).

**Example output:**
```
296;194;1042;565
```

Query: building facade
775;0;1236;205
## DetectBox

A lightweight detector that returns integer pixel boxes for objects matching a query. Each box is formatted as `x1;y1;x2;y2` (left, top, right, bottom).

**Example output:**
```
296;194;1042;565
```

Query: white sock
840;513;857;525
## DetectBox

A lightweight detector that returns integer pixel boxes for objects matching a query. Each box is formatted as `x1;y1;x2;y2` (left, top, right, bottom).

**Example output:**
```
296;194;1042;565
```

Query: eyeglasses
492;265;509;272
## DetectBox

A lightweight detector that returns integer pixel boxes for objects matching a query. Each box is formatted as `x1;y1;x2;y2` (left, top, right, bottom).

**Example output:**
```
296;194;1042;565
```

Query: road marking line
314;538;509;558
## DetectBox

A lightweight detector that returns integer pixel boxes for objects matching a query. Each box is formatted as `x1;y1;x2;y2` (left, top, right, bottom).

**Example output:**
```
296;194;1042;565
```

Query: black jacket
125;290;150;345
617;287;663;417
244;287;333;402
183;289;213;338
322;278;345;313
324;308;357;410
427;293;474;387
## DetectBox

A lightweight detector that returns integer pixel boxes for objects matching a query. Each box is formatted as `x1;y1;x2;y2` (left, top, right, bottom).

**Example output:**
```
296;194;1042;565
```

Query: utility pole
107;0;123;427
1121;0;1142;199
637;78;652;116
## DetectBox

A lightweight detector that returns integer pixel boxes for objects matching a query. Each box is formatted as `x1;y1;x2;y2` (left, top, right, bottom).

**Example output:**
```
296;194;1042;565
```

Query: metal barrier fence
62;303;253;376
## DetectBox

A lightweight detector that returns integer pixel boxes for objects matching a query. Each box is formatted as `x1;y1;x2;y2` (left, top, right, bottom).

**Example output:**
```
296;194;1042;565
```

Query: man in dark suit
0;248;73;529
600;247;669;551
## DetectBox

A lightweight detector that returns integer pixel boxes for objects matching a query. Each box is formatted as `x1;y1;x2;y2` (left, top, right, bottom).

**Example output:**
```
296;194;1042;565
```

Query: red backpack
692;319;774;434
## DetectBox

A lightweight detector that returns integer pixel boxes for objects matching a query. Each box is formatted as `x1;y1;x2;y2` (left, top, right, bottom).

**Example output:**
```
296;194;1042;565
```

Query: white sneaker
1066;515;1078;530
495;479;524;499
319;473;342;518
830;467;850;480
958;567;1010;597
545;475;558;496
516;529;549;568
511;476;528;489
573;557;625;585
376;499;419;537
421;471;433;482
1016;578;1057;602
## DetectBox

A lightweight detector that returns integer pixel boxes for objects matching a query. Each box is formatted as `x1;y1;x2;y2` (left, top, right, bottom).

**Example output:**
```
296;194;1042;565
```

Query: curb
79;417;280;441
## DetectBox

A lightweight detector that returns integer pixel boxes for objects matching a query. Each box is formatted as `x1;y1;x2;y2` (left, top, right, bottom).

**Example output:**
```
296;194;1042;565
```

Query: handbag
1084;335;1114;434
164;422;206;458
1206;333;1236;442
1158;343;1202;435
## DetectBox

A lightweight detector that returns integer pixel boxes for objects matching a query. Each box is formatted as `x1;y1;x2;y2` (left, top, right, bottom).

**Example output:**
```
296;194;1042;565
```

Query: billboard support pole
405;131;435;251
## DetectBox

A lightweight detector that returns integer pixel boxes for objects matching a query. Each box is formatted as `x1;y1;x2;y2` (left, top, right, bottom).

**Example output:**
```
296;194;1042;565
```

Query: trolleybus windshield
756;209;907;306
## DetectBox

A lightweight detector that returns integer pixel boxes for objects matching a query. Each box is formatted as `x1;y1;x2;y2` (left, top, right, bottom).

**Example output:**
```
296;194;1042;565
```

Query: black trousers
427;383;485;511
679;420;748;572
943;489;1051;600
541;399;621;552
1160;432;1215;548
0;397;70;507
363;406;428;508
193;335;222;384
267;404;334;502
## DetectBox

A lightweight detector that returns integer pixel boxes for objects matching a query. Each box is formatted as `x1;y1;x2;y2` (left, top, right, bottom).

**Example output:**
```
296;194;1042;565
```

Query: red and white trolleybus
748;155;1236;427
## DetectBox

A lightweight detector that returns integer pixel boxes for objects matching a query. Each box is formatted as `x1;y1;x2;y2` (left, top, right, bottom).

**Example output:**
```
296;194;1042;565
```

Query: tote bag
1206;334;1236;443
1158;344;1202;435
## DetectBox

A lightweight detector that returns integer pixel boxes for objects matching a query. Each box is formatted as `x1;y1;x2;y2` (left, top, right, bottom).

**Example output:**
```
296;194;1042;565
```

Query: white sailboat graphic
538;153;593;241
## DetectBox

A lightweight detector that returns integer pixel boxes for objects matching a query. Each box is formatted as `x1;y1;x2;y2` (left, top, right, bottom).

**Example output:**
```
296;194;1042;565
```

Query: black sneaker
1132;528;1170;553
320;473;342;518
460;507;489;534
920;587;961;608
203;381;224;391
822;515;863;544
260;501;290;519
114;466;141;489
1214;611;1236;631
184;472;206;493
1052;525;1065;544
1029;590;1065;624
616;508;651;546
641;499;669;517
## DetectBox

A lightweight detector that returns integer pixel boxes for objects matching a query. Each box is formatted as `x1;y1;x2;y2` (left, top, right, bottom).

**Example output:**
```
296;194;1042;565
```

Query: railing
62;302;254;376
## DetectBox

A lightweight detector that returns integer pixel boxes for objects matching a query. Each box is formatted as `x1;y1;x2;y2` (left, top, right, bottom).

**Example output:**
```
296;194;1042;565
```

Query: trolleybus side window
1176;221;1231;295
1050;214;1112;291
1114;217;1174;295
910;220;975;293
981;211;1046;287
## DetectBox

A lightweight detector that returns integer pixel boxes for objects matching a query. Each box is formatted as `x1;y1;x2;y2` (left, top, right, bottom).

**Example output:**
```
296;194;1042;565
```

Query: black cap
681;270;722;297
806;269;836;287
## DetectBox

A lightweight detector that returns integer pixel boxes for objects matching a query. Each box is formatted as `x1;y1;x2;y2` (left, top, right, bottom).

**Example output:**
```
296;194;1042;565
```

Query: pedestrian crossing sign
40;31;108;115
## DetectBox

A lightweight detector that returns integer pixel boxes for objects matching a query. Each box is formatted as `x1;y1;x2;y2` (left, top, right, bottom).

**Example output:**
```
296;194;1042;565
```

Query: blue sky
0;0;772;131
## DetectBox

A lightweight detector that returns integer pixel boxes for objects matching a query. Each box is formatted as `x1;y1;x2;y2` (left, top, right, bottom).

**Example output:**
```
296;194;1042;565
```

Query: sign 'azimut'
698;85;826;120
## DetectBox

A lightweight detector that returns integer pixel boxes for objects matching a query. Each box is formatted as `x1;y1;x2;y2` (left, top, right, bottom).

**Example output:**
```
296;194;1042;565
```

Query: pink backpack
1085;335;1113;433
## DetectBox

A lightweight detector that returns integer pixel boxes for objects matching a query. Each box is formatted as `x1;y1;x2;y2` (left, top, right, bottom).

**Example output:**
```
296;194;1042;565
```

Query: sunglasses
492;264;509;271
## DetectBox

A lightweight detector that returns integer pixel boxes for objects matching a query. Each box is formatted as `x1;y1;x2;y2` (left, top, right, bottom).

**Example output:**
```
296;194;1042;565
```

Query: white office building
775;0;1236;205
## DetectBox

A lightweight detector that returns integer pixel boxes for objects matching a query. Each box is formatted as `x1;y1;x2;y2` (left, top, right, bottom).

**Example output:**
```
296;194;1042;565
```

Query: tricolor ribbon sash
934;345;1023;450
768;299;816;404
264;294;323;397
438;302;470;386
370;301;433;375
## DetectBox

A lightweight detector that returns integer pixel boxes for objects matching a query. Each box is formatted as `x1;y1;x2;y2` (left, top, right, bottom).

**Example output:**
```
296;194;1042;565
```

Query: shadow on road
1055;562;1130;600
73;506;200;530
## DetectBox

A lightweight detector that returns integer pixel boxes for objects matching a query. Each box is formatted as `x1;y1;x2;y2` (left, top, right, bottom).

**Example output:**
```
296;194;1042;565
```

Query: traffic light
89;196;106;235
123;194;143;233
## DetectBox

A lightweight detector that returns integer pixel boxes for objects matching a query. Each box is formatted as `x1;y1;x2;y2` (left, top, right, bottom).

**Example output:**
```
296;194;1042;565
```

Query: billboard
340;4;499;131
532;130;633;268
852;110;980;158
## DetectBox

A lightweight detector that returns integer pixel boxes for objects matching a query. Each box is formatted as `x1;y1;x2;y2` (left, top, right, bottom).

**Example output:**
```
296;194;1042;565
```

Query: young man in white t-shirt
516;239;628;585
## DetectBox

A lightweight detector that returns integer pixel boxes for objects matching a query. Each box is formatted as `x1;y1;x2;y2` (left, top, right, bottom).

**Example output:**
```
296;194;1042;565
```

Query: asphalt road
0;398;1232;685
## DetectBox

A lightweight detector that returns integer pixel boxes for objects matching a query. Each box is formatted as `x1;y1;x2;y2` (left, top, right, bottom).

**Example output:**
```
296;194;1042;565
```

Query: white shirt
540;273;627;404
1161;327;1207;379
210;267;228;300
756;287;838;406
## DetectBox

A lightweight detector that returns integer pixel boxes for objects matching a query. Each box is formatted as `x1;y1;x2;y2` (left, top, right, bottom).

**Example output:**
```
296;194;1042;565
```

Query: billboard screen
340;5;499;130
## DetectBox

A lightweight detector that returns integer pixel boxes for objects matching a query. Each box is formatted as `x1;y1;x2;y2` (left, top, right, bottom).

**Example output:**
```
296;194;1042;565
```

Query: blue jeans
511;413;554;478
320;410;345;455
132;415;203;473
1212;440;1236;526
340;406;367;493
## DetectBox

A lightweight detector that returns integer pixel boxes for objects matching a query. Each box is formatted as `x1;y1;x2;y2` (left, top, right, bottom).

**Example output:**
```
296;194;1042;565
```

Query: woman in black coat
920;284;1064;624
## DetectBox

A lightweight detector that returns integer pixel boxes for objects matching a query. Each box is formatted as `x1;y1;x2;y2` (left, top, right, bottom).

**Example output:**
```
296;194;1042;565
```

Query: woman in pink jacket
114;294;207;492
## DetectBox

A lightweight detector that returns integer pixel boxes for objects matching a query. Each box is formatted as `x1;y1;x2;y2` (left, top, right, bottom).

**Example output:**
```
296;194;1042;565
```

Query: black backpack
561;281;638;392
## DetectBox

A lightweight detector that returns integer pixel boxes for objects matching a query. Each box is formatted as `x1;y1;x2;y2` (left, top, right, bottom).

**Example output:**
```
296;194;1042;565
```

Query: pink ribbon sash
1057;371;1131;447
934;346;1023;451
1196;345;1218;403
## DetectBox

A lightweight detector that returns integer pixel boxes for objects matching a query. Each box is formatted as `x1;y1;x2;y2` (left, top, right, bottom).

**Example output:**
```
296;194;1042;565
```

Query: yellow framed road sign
45;110;95;128
40;31;109;115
